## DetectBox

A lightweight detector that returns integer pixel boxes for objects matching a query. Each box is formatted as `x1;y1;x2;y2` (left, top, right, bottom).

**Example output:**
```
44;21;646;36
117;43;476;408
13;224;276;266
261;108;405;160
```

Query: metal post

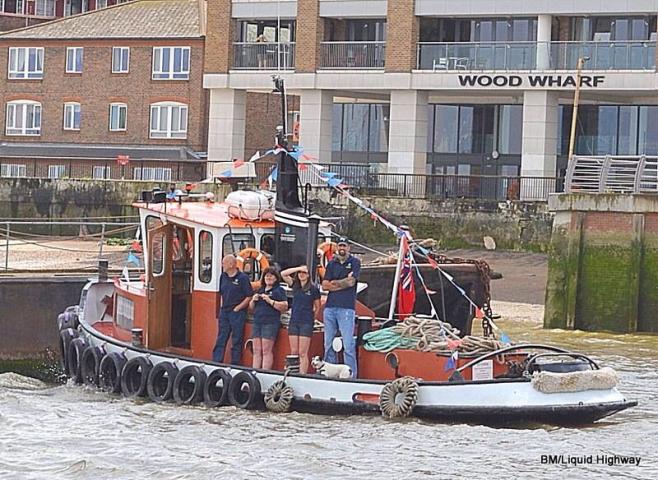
387;232;407;321
568;56;588;163
98;223;106;263
4;223;9;271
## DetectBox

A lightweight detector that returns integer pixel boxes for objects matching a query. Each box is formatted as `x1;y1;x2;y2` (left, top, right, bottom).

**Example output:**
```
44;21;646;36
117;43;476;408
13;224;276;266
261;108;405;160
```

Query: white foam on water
0;372;49;391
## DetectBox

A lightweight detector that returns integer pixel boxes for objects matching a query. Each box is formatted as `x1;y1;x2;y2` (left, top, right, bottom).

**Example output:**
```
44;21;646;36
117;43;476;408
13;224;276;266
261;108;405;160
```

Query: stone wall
311;192;554;252
544;194;658;333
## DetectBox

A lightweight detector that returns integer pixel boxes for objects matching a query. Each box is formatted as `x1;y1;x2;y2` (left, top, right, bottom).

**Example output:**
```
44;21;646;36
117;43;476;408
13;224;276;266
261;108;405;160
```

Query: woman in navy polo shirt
282;265;321;374
250;267;288;369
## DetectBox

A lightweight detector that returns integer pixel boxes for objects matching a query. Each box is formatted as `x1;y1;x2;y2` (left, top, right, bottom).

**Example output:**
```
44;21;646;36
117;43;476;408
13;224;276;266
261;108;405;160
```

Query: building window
66;47;83;73
6;101;41;136
149;102;188;139
109;103;127;131
35;0;56;16
96;0;108;8
63;102;81;130
93;165;111;179
0;164;27;178
48;165;66;179
112;47;130;73
133;167;172;181
64;0;89;16
152;47;190;80
8;47;44;79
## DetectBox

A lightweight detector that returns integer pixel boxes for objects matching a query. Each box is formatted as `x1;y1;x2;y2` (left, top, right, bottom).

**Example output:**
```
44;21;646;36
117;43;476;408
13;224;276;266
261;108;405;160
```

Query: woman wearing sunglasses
282;265;321;374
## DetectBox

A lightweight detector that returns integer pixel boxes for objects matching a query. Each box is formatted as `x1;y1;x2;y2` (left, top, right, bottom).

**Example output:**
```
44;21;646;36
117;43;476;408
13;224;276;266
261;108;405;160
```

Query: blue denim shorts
252;322;280;340
288;321;313;338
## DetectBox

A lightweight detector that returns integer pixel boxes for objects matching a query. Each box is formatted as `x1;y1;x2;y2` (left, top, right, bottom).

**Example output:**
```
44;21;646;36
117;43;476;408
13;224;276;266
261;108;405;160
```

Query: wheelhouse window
112;47;130;73
133;167;172;181
151;231;165;276
6;101;41;136
109;103;127;131
0;164;27;178
222;234;255;257
8;47;44;79
66;47;83;73
152;46;190;80
63;102;81;130
199;230;213;284
149;102;188;139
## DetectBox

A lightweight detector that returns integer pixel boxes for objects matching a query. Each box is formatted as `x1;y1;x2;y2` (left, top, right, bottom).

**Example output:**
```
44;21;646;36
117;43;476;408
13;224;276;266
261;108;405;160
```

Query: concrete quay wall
544;194;658;333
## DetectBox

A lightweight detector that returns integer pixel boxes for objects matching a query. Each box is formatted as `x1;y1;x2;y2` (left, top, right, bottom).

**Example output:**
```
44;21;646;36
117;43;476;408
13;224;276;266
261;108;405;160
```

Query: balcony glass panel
232;42;295;70
417;42;537;71
320;42;386;70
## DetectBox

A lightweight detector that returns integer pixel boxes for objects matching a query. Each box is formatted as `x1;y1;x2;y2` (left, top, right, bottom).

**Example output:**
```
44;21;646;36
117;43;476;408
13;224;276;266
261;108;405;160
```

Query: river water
1;308;657;480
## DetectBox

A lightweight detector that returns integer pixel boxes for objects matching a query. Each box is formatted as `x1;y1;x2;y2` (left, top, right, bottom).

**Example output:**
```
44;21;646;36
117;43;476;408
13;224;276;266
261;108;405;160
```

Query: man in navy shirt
212;254;253;364
321;237;361;378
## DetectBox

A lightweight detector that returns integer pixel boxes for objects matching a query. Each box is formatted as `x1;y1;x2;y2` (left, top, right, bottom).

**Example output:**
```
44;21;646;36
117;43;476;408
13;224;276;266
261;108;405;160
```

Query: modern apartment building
204;0;658;198
0;0;210;181
0;0;131;32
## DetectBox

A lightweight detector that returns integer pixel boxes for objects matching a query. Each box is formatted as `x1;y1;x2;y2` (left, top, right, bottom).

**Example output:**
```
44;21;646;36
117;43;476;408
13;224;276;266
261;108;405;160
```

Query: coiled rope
363;316;506;355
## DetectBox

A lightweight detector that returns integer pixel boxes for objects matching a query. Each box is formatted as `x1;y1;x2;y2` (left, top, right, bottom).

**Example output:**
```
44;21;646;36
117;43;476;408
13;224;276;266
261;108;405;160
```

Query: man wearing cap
321;237;361;378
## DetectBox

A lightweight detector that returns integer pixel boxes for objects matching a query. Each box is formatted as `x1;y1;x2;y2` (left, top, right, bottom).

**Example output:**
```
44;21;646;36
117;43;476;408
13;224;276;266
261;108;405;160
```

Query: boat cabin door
146;222;173;349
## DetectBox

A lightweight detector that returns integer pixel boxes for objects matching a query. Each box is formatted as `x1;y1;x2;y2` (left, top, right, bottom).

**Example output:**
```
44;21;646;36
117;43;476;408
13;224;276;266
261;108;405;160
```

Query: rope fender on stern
379;376;419;419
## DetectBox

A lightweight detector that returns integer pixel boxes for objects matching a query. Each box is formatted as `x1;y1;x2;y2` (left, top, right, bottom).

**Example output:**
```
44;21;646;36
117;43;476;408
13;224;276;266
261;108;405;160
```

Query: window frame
65;47;84;74
149;102;188;139
109;103;127;131
133;167;172;181
198;230;213;284
112;46;130;73
0;164;27;178
8;47;44;80
6;100;42;136
63;102;81;130
48;164;66;179
152;46;190;80
92;165;111;179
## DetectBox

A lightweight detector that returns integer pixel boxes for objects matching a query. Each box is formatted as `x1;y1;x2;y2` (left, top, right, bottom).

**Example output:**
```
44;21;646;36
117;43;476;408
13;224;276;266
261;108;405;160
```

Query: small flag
233;159;245;168
500;332;512;344
270;166;278;181
299;163;308;171
442;270;454;282
322;171;338;178
121;266;130;283
475;307;484;319
249;151;260;162
289;149;300;160
312;164;325;171
301;153;317;161
424;287;437;295
447;339;463;350
444;350;458;371
427;257;438;269
219;169;232;177
396;236;416;321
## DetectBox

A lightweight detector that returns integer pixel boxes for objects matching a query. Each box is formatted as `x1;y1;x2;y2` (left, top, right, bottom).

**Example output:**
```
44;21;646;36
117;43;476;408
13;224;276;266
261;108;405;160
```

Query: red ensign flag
396;236;416;320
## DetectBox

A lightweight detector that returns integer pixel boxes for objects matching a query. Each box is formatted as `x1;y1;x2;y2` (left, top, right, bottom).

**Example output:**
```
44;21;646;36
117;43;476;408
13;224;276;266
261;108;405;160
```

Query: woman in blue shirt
250;267;288;369
282;265;321;374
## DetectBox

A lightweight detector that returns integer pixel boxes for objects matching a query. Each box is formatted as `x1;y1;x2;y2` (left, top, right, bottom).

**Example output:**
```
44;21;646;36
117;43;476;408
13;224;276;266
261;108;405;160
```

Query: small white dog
311;356;352;379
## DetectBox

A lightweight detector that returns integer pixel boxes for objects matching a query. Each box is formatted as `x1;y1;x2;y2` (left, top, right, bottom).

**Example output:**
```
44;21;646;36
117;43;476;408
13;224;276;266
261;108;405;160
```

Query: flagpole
387;228;408;321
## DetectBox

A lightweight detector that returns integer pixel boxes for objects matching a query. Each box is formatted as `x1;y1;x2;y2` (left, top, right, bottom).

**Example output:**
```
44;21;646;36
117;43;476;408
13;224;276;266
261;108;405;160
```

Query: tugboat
56;78;636;424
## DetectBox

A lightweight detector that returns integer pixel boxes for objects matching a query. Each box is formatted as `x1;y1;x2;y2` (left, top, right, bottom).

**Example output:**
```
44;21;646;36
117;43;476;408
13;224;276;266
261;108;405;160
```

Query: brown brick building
0;0;210;181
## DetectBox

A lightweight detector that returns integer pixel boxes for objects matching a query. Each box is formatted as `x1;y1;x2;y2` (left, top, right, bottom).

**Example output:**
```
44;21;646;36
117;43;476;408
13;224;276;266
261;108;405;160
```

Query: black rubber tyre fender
80;346;104;387
99;352;126;394
120;356;153;398
203;369;232;408
59;328;78;376
173;365;207;405
379;376;419;419
67;337;88;384
227;371;262;410
147;362;179;403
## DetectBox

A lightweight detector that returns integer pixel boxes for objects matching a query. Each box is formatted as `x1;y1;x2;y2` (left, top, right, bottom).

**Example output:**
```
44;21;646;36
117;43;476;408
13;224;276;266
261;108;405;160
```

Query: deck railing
320;42;386;69
417;41;656;71
232;42;296;70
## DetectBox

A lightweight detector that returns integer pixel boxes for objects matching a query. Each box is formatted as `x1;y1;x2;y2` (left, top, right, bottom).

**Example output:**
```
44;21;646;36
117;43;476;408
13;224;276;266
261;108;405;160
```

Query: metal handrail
320;41;386;69
232;42;296;70
567;155;658;194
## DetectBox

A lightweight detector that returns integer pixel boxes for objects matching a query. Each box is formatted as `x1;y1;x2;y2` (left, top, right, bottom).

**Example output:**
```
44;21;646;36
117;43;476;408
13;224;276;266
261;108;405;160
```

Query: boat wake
0;372;49;391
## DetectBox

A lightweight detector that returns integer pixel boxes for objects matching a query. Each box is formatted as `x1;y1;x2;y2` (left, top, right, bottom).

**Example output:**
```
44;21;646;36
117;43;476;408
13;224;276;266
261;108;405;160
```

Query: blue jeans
323;307;357;378
212;309;246;364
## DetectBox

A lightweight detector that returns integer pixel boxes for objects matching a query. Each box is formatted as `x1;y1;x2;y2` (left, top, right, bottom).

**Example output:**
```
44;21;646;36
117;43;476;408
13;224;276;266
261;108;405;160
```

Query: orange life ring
236;248;270;290
316;241;338;280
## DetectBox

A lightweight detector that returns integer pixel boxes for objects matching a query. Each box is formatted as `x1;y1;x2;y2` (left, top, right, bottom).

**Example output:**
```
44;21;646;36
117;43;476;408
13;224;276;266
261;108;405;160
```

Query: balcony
232;42;296;70
417;41;656;71
320;42;386;70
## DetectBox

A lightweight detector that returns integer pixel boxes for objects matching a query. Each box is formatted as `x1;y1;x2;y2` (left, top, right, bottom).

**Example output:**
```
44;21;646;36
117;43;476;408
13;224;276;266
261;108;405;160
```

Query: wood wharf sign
458;74;605;88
